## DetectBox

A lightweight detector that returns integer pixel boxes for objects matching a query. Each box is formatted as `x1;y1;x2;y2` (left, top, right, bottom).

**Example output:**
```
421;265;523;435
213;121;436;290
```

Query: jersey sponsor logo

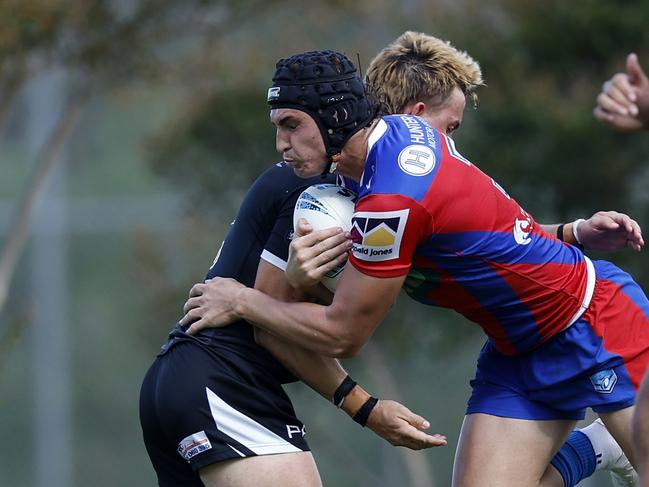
351;209;409;261
177;430;212;462
398;145;436;176
590;369;618;394
513;214;533;245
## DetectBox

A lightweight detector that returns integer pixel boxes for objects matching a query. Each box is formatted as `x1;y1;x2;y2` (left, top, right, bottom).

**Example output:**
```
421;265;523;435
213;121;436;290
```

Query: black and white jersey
163;162;335;382
206;161;333;283
140;162;334;485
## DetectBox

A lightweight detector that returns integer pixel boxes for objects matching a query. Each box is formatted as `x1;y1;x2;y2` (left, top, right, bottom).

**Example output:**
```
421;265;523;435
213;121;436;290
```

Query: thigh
200;452;322;487
143;341;311;479
140;356;204;487
588;260;649;391
452;413;576;487
470;321;638;422
599;406;636;466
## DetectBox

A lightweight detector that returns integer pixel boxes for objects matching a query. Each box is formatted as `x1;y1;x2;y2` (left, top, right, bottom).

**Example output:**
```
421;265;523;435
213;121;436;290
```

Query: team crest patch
398;145;436;176
590;369;618;394
178;430;212;462
513;217;533;245
351;209;408;262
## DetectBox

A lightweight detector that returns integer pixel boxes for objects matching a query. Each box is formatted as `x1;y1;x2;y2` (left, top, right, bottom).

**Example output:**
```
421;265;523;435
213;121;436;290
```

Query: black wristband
353;396;379;427
332;375;357;407
557;223;565;241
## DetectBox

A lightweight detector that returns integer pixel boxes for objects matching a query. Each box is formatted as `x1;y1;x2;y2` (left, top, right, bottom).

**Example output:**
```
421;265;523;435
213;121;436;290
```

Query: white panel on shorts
206;387;301;455
565;256;596;329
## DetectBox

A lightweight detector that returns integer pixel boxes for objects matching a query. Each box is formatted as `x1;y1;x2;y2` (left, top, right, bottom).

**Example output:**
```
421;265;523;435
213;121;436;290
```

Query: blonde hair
366;31;484;114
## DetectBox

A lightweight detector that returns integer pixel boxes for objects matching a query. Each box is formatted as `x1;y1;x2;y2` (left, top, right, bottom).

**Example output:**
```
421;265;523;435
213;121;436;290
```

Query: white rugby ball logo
293;184;356;292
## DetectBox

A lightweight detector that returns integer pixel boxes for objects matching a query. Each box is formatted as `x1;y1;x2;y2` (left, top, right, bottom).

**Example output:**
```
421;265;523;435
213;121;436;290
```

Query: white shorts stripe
228;444;246;457
565;256;596;329
206;387;301;455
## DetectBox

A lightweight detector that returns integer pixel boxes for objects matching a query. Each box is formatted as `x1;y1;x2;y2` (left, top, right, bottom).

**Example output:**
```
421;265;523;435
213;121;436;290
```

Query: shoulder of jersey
360;116;444;200
256;161;315;192
266;161;335;186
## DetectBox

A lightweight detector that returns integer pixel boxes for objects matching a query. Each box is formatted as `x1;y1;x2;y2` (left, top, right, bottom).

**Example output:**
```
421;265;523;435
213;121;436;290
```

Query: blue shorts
467;260;649;420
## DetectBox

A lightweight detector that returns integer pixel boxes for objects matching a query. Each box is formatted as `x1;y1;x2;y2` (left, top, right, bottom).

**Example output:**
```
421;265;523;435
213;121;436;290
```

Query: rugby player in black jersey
139;57;444;487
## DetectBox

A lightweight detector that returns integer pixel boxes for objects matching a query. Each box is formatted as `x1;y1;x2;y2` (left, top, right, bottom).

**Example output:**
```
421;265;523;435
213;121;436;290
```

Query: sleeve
205;166;282;285
259;192;297;271
261;172;337;271
207;163;333;280
349;193;432;278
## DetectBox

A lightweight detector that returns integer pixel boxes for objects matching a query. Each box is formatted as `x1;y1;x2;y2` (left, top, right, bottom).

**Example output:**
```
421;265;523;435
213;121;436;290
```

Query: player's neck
338;118;379;182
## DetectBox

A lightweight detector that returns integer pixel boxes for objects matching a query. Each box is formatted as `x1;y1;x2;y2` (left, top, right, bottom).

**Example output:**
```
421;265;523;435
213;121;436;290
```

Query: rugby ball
293;184;356;292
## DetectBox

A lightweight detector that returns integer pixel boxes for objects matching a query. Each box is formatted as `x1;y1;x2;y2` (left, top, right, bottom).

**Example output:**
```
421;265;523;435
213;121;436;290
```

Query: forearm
236;287;357;357
254;329;374;417
254;329;347;399
540;221;582;246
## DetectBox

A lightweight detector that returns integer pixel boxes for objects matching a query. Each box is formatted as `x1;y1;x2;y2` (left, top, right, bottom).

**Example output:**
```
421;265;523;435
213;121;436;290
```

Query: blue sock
550;430;597;487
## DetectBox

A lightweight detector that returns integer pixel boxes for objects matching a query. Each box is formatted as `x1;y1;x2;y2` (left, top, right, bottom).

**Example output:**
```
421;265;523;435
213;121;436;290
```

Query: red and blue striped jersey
348;115;594;356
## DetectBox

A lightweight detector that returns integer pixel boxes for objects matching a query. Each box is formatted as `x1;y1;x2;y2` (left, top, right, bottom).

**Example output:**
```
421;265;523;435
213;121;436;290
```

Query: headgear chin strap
328;153;342;174
267;50;377;174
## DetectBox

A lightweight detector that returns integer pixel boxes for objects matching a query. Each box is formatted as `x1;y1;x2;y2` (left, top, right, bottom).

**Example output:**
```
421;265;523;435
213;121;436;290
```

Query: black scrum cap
267;50;375;169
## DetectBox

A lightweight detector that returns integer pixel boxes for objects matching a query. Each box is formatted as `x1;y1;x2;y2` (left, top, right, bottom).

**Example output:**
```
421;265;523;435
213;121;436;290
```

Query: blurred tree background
1;0;648;485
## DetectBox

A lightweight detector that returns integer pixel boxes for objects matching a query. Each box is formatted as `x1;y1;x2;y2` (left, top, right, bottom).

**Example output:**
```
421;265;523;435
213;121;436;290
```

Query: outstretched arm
255;325;445;449
251;259;446;449
182;262;404;357
540;211;643;252
284;213;642;303
593;53;649;132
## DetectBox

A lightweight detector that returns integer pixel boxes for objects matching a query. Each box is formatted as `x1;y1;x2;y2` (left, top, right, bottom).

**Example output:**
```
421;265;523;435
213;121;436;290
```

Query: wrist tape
353;397;379;427
572;218;585;246
332;375;357;408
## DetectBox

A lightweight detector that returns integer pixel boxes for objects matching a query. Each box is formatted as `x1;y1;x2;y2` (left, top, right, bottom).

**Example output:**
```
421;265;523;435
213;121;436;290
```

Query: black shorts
139;337;310;487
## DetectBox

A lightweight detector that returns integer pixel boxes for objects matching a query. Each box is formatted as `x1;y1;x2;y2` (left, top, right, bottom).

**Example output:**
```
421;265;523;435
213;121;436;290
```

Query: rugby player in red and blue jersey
182;48;649;487
139;48;446;487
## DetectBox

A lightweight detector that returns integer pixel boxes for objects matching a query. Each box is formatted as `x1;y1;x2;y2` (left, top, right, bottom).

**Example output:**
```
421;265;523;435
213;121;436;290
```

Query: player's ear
404;102;427;116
